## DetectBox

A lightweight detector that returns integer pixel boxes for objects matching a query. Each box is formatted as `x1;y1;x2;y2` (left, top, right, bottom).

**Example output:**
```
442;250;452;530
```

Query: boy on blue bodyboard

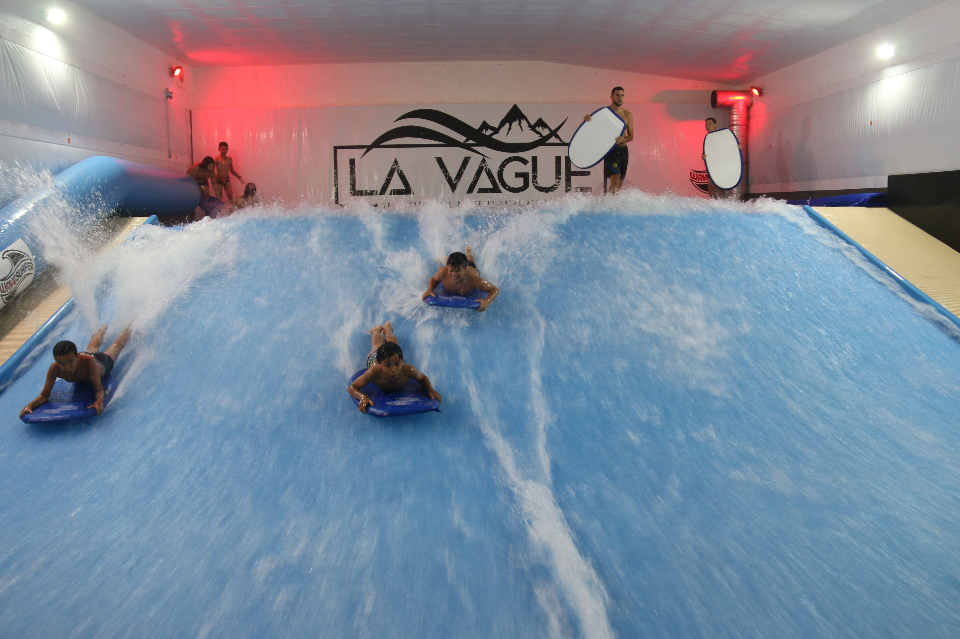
19;325;130;419
422;247;499;312
348;322;441;414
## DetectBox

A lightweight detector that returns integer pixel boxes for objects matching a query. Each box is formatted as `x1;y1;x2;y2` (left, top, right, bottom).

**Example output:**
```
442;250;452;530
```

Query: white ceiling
68;0;943;83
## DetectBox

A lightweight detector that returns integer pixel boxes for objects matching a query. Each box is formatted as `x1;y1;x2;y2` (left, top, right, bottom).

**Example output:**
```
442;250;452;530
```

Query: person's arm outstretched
422;267;444;300
348;368;376;413
476;278;499;312
229;158;243;182
411;367;441;403
20;363;58;418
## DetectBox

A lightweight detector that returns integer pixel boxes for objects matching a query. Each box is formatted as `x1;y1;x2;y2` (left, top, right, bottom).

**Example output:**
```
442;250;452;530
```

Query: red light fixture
169;65;183;80
750;86;763;96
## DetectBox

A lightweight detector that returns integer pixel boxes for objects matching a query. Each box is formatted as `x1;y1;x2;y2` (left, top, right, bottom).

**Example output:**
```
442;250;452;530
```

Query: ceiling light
750;86;763;96
877;44;896;59
40;9;66;23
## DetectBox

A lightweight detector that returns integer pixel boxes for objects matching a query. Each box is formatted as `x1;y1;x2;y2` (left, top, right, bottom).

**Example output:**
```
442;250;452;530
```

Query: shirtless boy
186;156;216;196
19;325;131;418
421;247;499;312
228;182;262;215
583;86;635;194
213;142;243;203
348;322;441;414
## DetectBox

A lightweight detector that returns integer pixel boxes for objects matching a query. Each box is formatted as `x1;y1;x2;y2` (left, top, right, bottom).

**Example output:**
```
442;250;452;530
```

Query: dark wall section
888;171;960;254
751;187;887;202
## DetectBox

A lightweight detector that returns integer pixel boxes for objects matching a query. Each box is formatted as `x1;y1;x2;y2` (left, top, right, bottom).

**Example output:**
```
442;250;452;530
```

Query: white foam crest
25;190;111;331
332;306;365;377
0;160;54;209
87;220;239;333
416;201;469;263
606;256;739;396
457;342;614;639
525;312;555;486
379;247;433;320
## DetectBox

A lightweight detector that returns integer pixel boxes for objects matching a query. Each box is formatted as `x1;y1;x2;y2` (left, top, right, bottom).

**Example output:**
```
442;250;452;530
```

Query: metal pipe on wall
711;90;754;201
164;88;173;159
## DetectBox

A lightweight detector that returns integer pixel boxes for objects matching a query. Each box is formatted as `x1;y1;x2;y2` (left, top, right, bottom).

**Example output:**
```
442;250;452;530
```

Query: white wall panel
193;103;720;205
192;61;726;110
0;37;191;172
746;0;960;193
750;56;960;193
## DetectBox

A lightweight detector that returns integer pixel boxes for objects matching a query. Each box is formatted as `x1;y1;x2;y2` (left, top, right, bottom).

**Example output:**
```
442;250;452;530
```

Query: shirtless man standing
584;86;635;195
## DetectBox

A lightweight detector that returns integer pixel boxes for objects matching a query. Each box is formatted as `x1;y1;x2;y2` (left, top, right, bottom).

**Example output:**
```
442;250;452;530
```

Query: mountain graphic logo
361;105;567;159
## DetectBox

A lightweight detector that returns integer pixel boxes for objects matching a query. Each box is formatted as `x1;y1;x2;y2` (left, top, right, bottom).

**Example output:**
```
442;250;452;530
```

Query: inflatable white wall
747;0;960;194
0;0;192;177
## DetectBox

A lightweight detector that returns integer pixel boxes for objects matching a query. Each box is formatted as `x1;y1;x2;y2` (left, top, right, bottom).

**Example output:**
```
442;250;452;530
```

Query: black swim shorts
603;145;629;180
81;351;114;376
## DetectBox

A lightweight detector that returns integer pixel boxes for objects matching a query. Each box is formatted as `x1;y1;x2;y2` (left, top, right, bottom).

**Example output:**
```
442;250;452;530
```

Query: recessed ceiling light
40;9;67;24
40;9;66;23
877;44;896;59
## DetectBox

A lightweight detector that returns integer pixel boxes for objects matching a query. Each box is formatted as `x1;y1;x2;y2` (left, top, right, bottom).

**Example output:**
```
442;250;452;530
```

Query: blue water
1;194;959;638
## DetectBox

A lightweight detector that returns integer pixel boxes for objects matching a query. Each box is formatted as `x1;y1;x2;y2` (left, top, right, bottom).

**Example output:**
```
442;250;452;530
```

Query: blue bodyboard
349;370;440;418
21;374;118;423
423;283;488;310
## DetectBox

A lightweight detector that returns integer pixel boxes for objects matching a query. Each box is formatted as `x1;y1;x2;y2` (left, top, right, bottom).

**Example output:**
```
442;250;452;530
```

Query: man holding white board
701;117;742;199
584;87;634;195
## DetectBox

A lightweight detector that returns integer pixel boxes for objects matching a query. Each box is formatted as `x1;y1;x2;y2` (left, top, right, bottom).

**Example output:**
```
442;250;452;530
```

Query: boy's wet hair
53;340;77;358
376;341;403;362
244;182;257;198
446;252;469;268
705;117;717;125
200;156;215;169
611;86;624;94
218;141;228;148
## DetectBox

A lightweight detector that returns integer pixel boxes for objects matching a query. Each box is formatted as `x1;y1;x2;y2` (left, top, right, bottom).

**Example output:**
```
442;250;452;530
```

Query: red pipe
711;90;753;200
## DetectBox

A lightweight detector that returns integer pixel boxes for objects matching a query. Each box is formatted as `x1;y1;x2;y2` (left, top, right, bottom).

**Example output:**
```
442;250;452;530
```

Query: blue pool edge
802;204;960;333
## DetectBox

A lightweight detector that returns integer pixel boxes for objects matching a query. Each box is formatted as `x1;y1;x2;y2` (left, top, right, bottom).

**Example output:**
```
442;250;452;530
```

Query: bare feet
104;324;132;362
86;325;108;352
383;321;397;344
464;246;475;263
370;325;385;350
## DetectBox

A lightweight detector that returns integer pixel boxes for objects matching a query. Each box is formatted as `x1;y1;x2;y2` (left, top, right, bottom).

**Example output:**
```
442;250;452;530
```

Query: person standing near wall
701;118;740;199
213;142;243;203
584;86;634;195
187;156;216;196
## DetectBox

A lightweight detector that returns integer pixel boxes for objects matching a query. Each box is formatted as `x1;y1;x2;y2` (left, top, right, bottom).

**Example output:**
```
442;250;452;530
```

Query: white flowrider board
703;128;743;190
567;107;626;169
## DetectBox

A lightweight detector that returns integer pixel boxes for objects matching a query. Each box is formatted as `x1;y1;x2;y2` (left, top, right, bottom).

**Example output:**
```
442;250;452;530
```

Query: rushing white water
1;184;960;638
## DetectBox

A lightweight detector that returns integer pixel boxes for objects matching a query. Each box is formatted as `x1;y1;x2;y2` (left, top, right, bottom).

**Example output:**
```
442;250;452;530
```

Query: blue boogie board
348;370;440;418
423;283;489;310
21;373;118;423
